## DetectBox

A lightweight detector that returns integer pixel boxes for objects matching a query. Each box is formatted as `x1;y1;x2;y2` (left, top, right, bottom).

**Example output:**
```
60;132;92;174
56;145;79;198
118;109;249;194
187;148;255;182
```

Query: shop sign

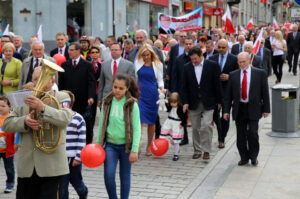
158;7;203;33
139;0;168;7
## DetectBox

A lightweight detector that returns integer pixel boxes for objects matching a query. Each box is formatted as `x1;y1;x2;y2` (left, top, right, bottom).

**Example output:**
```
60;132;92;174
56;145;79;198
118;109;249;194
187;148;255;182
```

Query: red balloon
81;144;106;168
151;138;169;156
53;54;66;66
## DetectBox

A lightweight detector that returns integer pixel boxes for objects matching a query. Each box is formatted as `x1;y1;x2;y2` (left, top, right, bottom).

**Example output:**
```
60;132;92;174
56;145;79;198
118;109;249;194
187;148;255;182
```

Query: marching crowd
1;22;300;198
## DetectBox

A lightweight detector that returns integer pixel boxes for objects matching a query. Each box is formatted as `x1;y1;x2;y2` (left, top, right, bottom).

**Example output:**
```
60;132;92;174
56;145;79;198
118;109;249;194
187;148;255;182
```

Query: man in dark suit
257;38;272;76
59;42;95;144
158;14;176;34
223;52;270;166
231;35;245;55
167;31;187;92
209;39;239;148
182;47;222;160
263;30;272;52
13;35;29;60
171;36;194;145
50;32;69;60
287;24;300;75
244;42;261;69
203;40;218;59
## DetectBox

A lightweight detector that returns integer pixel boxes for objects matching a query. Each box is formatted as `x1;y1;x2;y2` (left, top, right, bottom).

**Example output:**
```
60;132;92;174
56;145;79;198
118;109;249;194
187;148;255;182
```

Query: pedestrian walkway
189;64;300;199
0;63;299;199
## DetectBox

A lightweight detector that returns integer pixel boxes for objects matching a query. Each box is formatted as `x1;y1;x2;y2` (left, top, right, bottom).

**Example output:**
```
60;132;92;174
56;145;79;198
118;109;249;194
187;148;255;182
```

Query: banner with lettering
158;7;203;34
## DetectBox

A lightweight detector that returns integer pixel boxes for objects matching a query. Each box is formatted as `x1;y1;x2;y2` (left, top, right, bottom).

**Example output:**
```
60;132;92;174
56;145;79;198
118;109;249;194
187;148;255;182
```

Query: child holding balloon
160;92;187;161
97;74;141;199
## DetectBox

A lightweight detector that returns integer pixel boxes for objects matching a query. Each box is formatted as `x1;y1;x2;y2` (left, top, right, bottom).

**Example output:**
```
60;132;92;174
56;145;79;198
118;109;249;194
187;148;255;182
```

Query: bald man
223;52;270;166
231;35;245;55
209;39;238;148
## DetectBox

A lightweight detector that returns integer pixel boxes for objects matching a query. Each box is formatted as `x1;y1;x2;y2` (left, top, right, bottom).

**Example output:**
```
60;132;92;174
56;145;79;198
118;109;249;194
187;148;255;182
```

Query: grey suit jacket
3;91;73;177
260;48;272;76
19;47;29;60
98;58;135;101
19;55;57;90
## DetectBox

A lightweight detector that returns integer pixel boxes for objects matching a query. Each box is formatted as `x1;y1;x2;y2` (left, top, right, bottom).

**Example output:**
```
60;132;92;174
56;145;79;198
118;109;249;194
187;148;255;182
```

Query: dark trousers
287;49;299;74
86;95;98;144
235;103;260;161
0;153;15;187
16;169;64;199
62;158;88;199
213;105;230;143
272;55;284;82
155;115;162;139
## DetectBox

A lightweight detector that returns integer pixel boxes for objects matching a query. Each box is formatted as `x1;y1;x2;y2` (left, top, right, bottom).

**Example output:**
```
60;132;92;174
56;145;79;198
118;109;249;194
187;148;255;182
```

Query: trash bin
267;84;300;138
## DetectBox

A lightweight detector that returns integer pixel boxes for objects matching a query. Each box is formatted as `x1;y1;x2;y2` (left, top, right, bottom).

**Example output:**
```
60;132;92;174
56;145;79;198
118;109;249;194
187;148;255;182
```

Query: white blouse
272;39;286;56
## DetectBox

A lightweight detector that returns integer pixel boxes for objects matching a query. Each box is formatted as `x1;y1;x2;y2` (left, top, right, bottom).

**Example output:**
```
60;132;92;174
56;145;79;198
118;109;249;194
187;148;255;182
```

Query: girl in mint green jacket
97;74;141;199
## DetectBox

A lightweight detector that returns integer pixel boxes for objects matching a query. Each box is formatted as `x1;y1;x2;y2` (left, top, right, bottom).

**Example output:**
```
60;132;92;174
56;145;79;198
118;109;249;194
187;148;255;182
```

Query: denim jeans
104;143;131;199
0;153;15;187
62;157;88;199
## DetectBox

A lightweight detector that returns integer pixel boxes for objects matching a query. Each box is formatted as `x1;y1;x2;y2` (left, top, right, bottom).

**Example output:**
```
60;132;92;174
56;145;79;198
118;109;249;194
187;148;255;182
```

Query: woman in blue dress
135;44;165;156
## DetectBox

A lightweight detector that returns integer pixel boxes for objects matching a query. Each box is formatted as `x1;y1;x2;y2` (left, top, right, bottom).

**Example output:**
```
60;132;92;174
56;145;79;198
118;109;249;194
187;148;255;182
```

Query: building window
0;0;12;35
126;0;139;36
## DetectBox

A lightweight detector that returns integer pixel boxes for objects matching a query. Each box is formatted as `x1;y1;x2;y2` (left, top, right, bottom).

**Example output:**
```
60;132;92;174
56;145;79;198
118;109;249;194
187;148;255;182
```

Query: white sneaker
4;186;13;194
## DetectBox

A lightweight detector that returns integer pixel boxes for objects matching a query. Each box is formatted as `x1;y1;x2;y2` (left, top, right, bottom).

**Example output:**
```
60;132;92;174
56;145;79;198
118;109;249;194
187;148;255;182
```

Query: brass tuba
32;58;65;153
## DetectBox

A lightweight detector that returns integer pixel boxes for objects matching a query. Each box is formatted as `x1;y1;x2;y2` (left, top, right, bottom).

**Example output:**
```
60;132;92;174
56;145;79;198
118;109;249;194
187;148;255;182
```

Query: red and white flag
246;18;254;30
284;22;292;30
222;4;235;34
2;24;9;36
36;25;43;42
273;18;279;29
252;28;264;55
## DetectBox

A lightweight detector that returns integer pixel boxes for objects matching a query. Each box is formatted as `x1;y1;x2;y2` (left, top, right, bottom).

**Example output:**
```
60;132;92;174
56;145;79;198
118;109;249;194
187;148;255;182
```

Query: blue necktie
220;55;224;71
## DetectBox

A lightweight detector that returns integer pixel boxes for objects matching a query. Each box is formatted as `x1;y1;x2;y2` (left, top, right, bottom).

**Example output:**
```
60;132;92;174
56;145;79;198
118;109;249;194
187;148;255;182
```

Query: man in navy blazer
209;39;238;148
223;52;270;166
167;31;187;91
182;47;222;160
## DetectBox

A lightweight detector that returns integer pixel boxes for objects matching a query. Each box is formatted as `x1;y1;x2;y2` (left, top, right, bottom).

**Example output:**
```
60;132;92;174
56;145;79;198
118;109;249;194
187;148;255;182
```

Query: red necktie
34;58;39;68
73;60;77;68
59;48;63;54
113;60;117;77
242;70;247;100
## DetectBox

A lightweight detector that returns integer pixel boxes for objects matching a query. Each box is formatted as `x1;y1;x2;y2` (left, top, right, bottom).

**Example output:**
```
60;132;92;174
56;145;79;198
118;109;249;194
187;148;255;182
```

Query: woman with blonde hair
135;43;165;155
272;30;287;83
0;43;22;95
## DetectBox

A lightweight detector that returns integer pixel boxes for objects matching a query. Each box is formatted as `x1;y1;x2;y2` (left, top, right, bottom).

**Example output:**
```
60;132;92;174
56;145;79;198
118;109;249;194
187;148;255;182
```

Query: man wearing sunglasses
209;39;238;149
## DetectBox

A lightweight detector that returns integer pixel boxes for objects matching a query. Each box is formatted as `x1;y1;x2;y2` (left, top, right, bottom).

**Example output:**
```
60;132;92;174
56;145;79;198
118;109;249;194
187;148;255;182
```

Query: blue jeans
0;153;15;187
104;143;131;199
62;157;88;199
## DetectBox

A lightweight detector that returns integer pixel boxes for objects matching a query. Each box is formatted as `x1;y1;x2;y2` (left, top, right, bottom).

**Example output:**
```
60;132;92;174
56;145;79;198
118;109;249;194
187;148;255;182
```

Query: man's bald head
217;39;228;55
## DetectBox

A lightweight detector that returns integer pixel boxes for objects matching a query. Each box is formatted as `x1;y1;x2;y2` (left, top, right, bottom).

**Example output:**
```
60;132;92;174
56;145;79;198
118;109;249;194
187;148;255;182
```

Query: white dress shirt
111;57;122;75
72;56;81;66
33;57;41;69
240;66;251;103
193;59;204;84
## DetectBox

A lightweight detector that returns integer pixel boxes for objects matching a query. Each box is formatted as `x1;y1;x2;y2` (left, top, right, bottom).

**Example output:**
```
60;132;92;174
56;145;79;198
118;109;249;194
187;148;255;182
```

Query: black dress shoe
251;159;258;166
173;155;179;161
238;160;249;166
192;153;201;159
179;139;189;146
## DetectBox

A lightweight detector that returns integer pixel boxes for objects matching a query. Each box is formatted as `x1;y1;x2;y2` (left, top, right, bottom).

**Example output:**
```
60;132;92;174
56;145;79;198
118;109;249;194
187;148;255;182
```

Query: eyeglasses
90;51;99;54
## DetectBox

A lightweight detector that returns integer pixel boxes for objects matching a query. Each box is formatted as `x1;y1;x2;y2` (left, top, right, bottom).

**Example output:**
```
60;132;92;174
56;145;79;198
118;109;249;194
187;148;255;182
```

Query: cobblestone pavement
0;63;296;199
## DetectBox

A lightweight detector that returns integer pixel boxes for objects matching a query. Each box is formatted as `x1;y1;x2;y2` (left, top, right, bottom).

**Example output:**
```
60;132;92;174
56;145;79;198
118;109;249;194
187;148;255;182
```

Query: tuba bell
32;58;65;153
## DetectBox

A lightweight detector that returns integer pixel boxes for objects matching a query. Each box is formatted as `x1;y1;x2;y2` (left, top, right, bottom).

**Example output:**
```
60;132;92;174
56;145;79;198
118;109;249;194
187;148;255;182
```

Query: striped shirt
66;112;86;161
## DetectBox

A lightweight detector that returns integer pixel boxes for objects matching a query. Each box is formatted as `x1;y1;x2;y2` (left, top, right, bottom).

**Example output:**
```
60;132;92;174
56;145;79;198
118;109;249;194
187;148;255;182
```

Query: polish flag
222;4;235;34
273;18;279;29
284;22;292;30
2;24;9;36
246;18;254;30
36;25;43;42
252;28;264;55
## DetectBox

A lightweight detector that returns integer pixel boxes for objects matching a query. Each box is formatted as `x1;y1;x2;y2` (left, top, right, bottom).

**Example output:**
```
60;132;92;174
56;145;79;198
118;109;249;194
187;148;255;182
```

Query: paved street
0;63;299;199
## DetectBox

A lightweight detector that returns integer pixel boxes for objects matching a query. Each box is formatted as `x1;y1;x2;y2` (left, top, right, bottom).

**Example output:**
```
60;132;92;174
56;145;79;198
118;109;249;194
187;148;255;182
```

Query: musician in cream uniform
3;66;73;199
